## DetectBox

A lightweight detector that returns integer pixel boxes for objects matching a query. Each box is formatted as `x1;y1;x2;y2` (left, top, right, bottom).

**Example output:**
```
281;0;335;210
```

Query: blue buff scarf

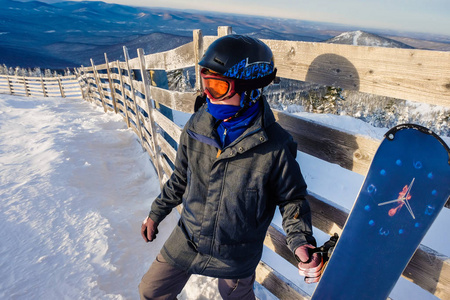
206;97;261;148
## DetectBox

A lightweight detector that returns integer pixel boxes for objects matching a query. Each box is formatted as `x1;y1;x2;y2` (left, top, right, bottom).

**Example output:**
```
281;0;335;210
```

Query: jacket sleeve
271;138;317;253
148;128;189;224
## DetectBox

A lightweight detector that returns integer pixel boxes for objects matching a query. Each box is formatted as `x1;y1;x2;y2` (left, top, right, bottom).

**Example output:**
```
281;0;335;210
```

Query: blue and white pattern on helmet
223;58;274;80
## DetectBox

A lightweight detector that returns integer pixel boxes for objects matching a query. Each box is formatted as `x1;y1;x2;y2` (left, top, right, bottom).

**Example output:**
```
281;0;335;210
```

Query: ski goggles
200;68;237;101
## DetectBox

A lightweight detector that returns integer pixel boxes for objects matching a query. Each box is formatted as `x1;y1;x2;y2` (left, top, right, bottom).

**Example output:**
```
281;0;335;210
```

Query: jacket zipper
216;128;227;158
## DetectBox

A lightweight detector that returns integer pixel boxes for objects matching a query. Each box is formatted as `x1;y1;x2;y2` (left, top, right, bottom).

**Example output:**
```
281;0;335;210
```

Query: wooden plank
307;193;347;235
263;39;450;107
403;244;450;299
123;87;133;99
137;47;164;185
124;46;144;147
57;76;65;97
41;76;47;97
99;81;110;90
203;36;216;52
142;140;155;162
97;73;109;79
91;58;107;112
127;112;137;129
23;77;29;96
132;79;145;96
118;61;128;71
62;86;82;92
104;53;118;113
159;154;174;179
126;56;141;70
193;29;204;92
78;67;91;102
110;73;121;81
0;87;10;94
157;133;177;165
27;86;44;92
134;95;150;115
6;76;13;94
217;26;232;37
149;86;195;114
94;62;108;70
142;42;195;71
112;82;122;90
117;59;131;128
152;109;183;143
121;75;131;86
264;225;298;267
256;261;309;300
273;109;380;175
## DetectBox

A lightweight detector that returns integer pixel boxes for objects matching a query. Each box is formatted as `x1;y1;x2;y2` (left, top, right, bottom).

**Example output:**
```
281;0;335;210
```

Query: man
139;34;322;300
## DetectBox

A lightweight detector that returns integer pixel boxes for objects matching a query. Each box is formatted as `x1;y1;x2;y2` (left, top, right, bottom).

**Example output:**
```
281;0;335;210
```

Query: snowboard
311;124;450;300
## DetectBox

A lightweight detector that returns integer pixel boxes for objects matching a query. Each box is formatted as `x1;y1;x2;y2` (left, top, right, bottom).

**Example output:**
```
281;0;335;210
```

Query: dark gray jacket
149;97;315;279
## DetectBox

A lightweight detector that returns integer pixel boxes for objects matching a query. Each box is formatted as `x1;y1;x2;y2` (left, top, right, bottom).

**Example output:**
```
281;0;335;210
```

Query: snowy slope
325;30;414;48
0;94;448;299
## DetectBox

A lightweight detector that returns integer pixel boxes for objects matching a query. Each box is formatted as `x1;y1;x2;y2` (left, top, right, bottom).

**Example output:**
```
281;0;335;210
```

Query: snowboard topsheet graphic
311;124;450;300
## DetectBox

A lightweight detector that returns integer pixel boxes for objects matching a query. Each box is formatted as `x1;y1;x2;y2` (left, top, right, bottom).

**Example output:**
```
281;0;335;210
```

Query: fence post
23;76;29;97
193;29;203;92
90;58;107;112
82;65;93;103
57;75;65;98
116;60;131;128
74;67;87;100
104;53;118;113
217;26;232;37
40;75;47;97
148;68;175;149
137;48;164;187
123;46;144;148
6;75;13;95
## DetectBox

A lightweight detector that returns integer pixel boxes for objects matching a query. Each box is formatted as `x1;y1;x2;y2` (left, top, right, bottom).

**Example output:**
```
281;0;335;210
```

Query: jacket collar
187;97;275;156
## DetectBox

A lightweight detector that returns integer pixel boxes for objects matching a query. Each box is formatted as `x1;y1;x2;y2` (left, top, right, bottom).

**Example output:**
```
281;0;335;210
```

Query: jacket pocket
233;188;259;231
246;188;260;227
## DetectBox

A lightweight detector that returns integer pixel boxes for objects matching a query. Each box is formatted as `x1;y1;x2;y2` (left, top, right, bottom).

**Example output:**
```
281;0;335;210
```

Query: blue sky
91;0;450;36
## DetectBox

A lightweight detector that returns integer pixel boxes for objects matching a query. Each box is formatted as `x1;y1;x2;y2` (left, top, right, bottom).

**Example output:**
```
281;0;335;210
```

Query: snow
0;94;448;299
353;30;363;46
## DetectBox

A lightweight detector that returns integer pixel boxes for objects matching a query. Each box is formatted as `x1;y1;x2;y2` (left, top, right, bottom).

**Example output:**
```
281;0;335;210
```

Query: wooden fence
77;26;450;299
0;74;81;98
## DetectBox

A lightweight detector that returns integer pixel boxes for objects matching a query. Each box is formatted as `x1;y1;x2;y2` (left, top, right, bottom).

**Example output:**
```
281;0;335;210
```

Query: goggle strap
194;93;207;112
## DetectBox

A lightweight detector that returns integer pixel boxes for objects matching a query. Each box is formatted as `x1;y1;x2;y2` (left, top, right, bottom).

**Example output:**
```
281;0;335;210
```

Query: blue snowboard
311;124;450;300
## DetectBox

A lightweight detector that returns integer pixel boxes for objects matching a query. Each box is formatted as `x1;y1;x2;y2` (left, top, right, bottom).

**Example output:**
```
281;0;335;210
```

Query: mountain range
1;0;448;69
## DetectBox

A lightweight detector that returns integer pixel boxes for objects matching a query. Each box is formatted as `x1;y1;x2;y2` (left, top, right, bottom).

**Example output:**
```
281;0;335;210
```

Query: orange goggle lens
201;68;235;100
203;78;230;99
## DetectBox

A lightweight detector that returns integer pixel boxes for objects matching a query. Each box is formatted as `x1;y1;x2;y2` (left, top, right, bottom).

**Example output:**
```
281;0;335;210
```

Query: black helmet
198;34;277;94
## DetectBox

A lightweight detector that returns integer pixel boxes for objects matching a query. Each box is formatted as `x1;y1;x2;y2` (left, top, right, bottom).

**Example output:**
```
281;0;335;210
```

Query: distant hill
0;0;334;68
325;30;414;48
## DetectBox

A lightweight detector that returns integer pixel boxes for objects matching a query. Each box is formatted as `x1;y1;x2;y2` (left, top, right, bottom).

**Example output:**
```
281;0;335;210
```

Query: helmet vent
213;57;226;66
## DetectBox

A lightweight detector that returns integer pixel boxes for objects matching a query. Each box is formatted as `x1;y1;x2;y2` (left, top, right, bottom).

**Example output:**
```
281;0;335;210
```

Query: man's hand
295;244;324;284
141;216;159;242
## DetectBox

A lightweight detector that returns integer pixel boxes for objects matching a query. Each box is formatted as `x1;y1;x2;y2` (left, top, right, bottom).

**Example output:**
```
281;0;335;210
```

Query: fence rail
0;74;82;98
10;25;447;299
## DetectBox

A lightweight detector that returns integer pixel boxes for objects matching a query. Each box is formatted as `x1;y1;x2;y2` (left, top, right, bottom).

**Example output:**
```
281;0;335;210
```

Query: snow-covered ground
0;94;448;299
